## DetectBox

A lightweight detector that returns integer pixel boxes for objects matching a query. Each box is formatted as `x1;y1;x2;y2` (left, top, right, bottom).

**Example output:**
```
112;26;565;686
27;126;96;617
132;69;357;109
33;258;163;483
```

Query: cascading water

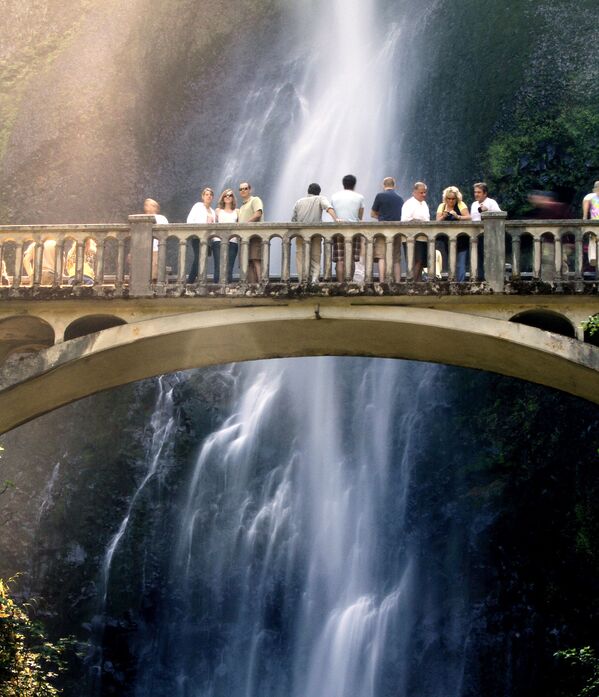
99;1;474;695
131;358;451;697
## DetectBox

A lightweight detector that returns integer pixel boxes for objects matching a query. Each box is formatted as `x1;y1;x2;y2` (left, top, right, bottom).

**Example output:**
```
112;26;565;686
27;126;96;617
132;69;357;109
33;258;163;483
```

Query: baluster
574;233;583;281
593;235;599;281
74;240;84;284
178;239;187;285
365;237;373;283
13;243;23;288
95;238;105;285
449;237;457;281
323;237;332;281
33;241;43;286
303;235;311;282
0;243;3;284
116;237;125;287
157;239;167;284
281;237;291;282
427;238;435;279
554;236;563;281
406;237;415;281
511;233;521;280
532;236;541;279
239;239;249;282
344;235;353;282
384;235;393;283
470;235;478;281
198;239;209;284
296;235;305;282
220;236;229;285
261;238;270;283
54;240;64;286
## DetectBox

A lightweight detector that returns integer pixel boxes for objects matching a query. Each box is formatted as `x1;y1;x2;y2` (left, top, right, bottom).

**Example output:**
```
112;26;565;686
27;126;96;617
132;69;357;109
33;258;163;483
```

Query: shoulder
436;203;445;213
252;196;263;208
458;201;468;212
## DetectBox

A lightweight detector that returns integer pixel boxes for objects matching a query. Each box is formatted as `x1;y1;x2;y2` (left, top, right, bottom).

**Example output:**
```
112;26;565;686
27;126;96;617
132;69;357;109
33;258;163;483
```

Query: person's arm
458;203;471;220
436;204;445;221
247;209;263;222
22;242;35;277
187;203;200;224
583;197;590;220
371;209;379;219
325;207;338;222
358;207;364;221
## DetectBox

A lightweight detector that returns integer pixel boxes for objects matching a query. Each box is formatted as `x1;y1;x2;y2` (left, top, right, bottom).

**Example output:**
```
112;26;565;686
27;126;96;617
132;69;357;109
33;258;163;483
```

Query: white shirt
330;189;365;222
151;214;168;251
187;202;217;240
470;197;501;222
401;197;430;222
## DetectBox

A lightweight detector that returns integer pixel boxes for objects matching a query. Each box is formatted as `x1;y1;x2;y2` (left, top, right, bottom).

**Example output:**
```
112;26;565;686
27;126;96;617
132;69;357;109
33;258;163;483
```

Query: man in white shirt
465;182;502;281
400;181;430;281
330;174;365;281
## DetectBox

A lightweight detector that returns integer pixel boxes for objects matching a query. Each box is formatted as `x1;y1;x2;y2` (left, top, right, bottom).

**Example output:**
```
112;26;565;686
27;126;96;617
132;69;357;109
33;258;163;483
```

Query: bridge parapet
0;216;598;298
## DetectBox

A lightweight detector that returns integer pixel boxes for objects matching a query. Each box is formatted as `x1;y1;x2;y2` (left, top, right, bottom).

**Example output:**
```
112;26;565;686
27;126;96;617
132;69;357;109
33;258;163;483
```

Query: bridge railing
0;216;598;296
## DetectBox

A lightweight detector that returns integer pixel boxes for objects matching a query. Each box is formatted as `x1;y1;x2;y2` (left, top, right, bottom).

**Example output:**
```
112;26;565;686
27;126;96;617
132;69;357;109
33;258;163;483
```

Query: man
238;182;264;283
330;174;364;281
22;239;57;285
292;183;338;283
400;181;430;281
464;182;502;281
370;176;404;282
143;198;168;281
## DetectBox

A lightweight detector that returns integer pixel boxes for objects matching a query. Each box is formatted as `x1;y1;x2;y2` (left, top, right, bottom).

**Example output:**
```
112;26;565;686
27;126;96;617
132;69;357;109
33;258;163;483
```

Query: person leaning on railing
436;185;471;281
22;239;58;285
65;238;97;285
582;180;599;268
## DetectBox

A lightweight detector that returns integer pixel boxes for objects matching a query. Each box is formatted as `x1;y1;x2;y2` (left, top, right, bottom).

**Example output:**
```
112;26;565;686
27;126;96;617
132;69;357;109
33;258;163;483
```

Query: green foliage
485;102;599;217
555;647;599;697
582;314;599;338
0;577;73;696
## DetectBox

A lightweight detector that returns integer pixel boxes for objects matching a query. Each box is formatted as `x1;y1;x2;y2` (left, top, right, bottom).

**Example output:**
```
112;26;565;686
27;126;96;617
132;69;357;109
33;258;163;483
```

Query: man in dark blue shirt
370;177;404;282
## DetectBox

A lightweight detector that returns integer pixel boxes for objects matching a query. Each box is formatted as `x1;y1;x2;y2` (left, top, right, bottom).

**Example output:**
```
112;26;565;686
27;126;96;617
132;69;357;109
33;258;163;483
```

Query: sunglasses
239;186;249;191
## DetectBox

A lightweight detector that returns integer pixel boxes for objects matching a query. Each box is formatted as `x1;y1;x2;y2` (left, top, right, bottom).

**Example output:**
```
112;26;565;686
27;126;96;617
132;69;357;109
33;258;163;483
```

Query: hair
473;182;488;195
143;198;160;212
217;189;237;209
307;183;321;195
442;185;463;204
202;187;214;197
413;181;427;192
594;181;599;191
383;177;395;188
342;174;357;190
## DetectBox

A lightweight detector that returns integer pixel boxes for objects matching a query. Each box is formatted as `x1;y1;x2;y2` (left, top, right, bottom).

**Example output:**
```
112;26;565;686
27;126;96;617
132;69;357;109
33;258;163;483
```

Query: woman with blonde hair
436;185;471;280
214;188;239;283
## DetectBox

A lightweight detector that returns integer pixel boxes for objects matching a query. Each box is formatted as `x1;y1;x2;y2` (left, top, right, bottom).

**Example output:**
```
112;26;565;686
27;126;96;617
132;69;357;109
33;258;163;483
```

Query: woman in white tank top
214;189;239;283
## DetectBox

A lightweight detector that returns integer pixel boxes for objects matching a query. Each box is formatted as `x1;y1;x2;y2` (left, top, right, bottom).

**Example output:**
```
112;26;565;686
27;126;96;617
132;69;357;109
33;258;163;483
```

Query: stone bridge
0;214;598;433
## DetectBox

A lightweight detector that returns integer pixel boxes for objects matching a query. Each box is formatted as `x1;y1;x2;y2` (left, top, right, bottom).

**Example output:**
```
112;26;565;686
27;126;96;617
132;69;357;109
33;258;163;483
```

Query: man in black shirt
371;177;404;282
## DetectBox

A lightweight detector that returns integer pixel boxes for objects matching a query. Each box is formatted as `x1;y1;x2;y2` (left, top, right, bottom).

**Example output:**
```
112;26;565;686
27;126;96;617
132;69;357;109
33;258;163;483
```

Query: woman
436;185;471;281
214;189;239;283
186;187;216;283
66;238;97;285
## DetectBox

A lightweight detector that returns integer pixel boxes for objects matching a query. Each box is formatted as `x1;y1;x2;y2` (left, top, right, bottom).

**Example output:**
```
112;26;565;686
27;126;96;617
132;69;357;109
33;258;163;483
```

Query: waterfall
129;358;455;697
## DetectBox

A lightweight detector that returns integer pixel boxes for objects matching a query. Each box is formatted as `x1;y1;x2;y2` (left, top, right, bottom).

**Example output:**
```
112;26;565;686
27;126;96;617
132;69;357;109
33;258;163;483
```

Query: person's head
473;182;488;202
593;180;599;193
218;188;237;209
143;198;160;215
201;187;214;206
442;185;462;207
307;183;321;196
239;182;252;201
413;181;428;202
382;177;395;189
342;174;357;190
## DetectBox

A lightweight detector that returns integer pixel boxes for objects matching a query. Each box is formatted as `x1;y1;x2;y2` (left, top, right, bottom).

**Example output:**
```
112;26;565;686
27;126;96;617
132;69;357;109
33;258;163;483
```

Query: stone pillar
482;212;507;293
128;215;154;297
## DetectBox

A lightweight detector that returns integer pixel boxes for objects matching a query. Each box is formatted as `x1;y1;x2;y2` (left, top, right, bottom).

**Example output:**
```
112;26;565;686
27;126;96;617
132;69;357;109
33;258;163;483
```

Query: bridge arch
510;309;576;339
64;314;127;341
0;305;598;434
0;315;55;365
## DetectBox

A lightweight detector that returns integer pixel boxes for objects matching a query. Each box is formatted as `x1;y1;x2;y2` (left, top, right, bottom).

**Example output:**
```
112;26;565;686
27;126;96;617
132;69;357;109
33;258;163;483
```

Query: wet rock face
0;0;284;224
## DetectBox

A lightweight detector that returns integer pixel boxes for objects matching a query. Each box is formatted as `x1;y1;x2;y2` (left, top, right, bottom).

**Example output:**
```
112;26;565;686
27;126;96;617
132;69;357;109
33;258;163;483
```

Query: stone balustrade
0;215;597;297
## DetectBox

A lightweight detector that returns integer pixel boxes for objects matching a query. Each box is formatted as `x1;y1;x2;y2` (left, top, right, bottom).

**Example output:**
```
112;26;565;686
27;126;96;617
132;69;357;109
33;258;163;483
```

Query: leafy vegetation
554;647;599;697
485;102;599;217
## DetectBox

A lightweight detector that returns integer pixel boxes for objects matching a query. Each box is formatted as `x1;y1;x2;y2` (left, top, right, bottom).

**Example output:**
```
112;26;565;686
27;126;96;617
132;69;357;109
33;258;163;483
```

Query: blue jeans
187;240;239;283
210;240;238;283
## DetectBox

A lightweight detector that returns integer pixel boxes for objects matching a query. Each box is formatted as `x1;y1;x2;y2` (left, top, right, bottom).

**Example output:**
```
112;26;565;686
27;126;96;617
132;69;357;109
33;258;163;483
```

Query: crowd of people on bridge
3;178;598;287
